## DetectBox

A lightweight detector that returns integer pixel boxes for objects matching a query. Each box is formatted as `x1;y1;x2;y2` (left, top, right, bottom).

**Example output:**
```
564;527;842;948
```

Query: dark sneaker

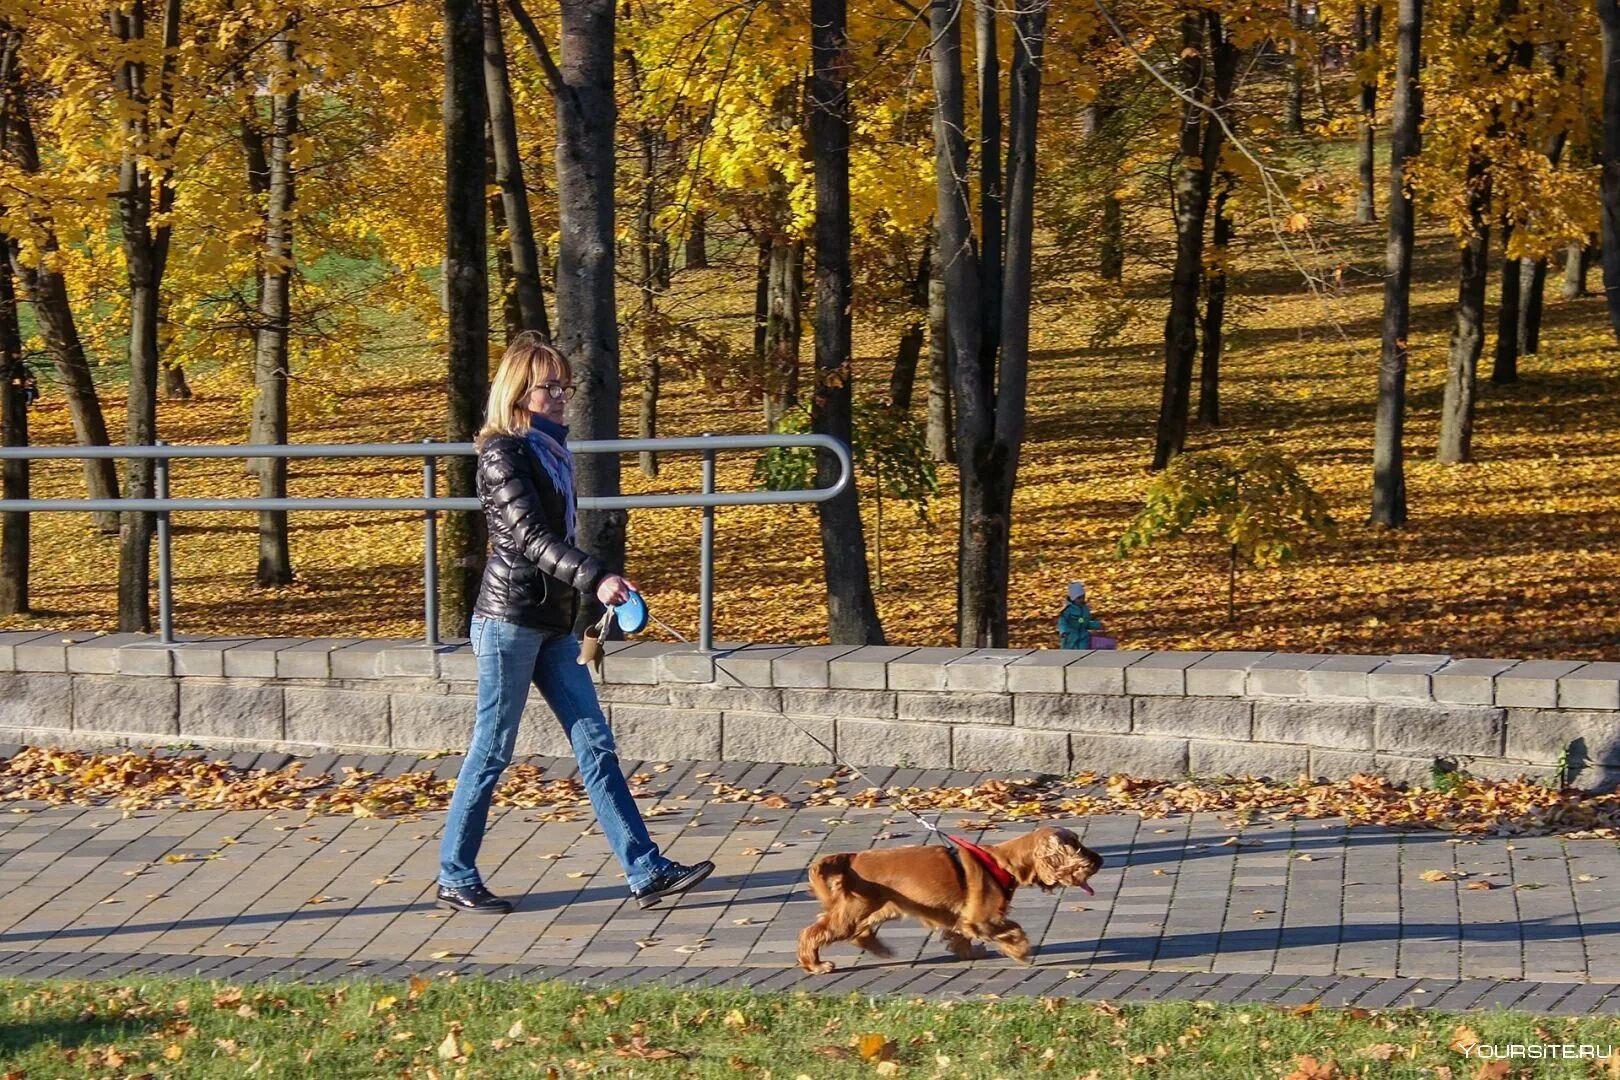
631;860;715;909
437;883;513;914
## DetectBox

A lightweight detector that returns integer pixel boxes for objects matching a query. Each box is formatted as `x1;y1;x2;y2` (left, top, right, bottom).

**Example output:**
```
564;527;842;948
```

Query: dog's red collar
945;833;1016;892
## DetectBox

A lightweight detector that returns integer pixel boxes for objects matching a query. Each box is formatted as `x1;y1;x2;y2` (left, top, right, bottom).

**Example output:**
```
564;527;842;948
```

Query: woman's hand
596;574;637;606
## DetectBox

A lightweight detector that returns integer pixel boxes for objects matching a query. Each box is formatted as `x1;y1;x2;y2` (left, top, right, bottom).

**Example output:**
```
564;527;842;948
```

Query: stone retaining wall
1;630;1616;789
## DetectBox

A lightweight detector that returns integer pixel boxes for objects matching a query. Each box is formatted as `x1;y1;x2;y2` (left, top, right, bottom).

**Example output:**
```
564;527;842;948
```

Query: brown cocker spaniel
796;826;1105;974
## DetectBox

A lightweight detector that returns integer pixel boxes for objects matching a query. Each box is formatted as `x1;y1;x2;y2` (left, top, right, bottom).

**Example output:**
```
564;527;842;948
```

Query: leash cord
625;608;950;844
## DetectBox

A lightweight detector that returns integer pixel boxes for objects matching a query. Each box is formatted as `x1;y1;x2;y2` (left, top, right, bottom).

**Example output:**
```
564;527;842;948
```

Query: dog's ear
1033;827;1095;890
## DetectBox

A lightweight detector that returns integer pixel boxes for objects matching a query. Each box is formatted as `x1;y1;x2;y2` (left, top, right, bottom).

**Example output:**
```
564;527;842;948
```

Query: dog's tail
807;852;856;905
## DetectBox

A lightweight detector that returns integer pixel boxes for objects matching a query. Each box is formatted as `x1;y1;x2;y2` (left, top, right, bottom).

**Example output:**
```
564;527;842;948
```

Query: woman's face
522;369;571;424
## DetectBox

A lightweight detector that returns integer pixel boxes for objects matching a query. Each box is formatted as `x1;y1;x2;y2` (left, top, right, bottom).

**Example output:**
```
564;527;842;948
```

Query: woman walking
437;331;713;914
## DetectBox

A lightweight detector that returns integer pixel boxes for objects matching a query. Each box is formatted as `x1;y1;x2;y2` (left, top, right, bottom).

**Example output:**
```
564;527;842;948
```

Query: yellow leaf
437;1032;461;1060
164;1044;184;1061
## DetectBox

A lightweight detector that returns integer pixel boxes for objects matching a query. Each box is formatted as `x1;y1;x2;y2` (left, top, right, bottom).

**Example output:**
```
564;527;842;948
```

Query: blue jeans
438;614;671;892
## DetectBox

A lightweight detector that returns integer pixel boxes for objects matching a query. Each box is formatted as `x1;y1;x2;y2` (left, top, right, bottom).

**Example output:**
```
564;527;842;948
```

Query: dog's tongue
1078;882;1095;896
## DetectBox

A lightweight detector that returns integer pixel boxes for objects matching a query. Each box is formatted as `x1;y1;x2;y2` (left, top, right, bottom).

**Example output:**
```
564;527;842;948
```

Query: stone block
0;673;71;731
1012;693;1131;733
1371;753;1441;788
1005;650;1084;694
436;644;477;683
1251;700;1376;749
601;642;680;684
596;683;673;705
669;685;782;712
1431;658;1523;706
1123;651;1210;696
1504;709;1620;768
327;639;407;679
1570;765;1620;794
771;645;860;689
586;640;634;685
178;682;283;740
608;703;721;760
1307;748;1378;781
895;691;1012;725
779;688;896;719
275;639;363;680
378;643;445;678
1300;655;1390;699
834;718;952;769
170;638;257;678
390;693;471;750
116;642;180;677
0;631;57;672
721;711;833;764
1469;760;1558;785
1189;740;1308;781
15;632;98;673
223;638;310;678
1246;653;1327;697
513;704;574;757
709;644;802;687
945;650;1035;692
283;686;390;748
656;642;746;684
1065;650;1151;695
1557;662;1620;710
1069;733;1187;779
1185;652;1273;697
1366;656;1450;702
888;647;971;691
1131;697;1252;741
952;726;1069;775
828;646;919;689
1373;704;1504;757
66;633;156;674
1494;660;1587;709
72;675;177;735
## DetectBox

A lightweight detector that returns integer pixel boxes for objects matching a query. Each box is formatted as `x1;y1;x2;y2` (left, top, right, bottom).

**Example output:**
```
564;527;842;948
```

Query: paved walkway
2;751;1619;1015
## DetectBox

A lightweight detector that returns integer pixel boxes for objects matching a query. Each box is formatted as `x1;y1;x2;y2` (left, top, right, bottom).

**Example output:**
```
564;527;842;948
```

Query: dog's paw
806;961;836;975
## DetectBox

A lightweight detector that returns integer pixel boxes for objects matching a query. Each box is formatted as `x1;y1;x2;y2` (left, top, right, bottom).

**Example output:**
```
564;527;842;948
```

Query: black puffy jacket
471;433;607;633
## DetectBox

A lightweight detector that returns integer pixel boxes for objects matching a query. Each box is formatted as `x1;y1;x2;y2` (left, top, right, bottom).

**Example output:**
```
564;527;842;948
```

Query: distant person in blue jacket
1058;582;1105;650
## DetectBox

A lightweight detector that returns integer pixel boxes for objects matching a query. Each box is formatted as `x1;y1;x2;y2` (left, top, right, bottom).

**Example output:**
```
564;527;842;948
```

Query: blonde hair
476;331;572;448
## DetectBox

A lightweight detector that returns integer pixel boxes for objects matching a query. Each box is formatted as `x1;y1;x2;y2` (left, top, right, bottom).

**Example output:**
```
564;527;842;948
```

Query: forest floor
4;188;1618;659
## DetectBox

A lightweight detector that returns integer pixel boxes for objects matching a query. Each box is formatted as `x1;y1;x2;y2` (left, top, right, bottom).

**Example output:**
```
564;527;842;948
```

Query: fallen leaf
438;1032;462;1060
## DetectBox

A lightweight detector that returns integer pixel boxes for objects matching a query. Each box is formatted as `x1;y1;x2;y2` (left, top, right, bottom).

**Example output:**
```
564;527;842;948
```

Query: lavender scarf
523;414;576;545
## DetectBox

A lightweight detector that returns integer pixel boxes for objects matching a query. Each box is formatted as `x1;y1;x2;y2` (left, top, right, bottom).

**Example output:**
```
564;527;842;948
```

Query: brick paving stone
1513;982;1582;1013
1355;978;1421;1009
1546;983;1618;1015
1426;979;1502;1012
1201;973;1267;1004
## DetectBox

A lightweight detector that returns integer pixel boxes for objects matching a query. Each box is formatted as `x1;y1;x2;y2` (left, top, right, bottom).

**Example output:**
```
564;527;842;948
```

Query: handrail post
154;439;173;644
699;432;715;653
422;439;439;646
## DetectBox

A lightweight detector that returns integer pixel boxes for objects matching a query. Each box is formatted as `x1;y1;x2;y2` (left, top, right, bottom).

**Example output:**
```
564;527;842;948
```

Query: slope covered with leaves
3;211;1617;659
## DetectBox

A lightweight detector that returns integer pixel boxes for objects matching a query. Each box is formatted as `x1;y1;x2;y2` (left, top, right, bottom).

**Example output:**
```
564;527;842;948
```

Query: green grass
0;975;1616;1078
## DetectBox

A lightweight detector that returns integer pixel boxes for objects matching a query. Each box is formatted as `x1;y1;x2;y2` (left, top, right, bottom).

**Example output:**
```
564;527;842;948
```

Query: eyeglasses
534;381;575;402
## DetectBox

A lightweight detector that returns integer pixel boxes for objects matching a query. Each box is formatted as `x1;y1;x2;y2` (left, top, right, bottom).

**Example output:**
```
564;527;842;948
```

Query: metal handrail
0;433;852;650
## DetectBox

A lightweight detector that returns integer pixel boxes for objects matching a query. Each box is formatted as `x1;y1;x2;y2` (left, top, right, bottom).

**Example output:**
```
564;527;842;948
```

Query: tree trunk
490;170;522;342
1372;0;1422;528
443;0;490;638
762;237;802;430
975;0;1002;400
554;0;624;572
637;129;659;478
1438;159;1489;464
752;234;770;371
986;0;1048;649
931;0;992;646
888;234;931;412
0;41;118;532
482;0;548;338
1099;193;1124;280
1154;13;1234;471
684;210;708;269
1600;0;1620;341
1198;179;1233;428
810;0;883;644
112;0;181;634
1355;3;1381;223
1492;223;1522;384
250;18;297;588
1564;239;1590;298
1285;0;1305;133
1518;60;1566;358
926;232;954;462
0;249;27;616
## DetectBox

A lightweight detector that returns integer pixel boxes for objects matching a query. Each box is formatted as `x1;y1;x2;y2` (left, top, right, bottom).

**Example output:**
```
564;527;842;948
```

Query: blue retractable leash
578;588;952;846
